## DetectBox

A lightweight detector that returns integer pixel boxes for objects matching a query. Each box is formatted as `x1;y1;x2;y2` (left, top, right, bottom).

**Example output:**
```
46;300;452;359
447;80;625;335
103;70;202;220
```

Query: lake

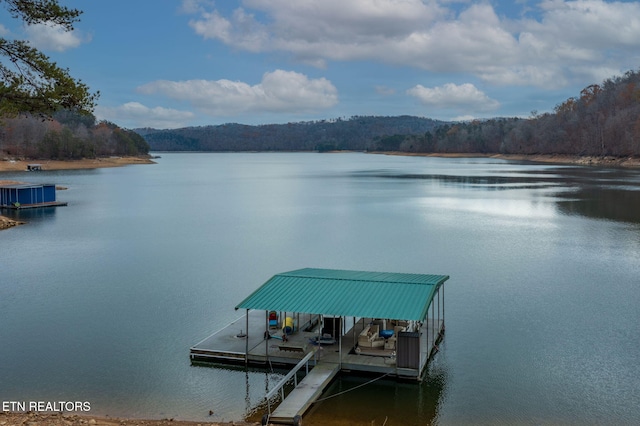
1;152;639;425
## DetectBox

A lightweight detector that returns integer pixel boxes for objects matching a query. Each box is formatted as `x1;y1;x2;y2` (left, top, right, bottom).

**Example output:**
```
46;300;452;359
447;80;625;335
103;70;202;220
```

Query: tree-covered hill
138;70;639;158
137;116;445;152
0;110;149;160
385;70;640;157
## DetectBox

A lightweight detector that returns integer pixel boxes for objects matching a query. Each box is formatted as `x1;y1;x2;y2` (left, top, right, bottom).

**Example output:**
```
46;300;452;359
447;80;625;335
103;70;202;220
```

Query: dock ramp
265;361;340;425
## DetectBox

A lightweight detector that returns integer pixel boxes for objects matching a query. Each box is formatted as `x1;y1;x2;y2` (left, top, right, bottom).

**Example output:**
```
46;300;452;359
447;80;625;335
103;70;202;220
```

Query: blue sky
2;0;640;129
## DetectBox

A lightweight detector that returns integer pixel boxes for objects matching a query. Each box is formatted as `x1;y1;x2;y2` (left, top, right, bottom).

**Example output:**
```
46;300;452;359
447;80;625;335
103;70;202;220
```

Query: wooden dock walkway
268;361;340;425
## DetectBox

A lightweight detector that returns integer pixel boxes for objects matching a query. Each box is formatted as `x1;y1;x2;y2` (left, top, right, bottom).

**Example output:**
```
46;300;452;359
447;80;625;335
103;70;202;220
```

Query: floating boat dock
190;268;448;425
0;183;67;209
26;164;42;171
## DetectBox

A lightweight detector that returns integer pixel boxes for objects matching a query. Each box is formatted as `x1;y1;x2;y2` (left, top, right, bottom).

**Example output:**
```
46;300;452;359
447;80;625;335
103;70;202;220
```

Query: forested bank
139;70;640;159
0;110;150;160
376;70;640;157
137;115;444;152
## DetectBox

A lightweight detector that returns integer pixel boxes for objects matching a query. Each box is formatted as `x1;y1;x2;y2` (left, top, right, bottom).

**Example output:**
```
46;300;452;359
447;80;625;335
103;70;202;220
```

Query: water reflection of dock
190;268;448;425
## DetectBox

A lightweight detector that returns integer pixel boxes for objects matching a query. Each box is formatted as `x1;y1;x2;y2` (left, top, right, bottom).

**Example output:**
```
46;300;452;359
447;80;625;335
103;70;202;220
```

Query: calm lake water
1;153;639;425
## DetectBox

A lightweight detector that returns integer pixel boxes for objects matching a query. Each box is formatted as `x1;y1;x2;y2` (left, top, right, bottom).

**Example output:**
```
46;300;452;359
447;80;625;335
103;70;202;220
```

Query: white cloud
375;85;396;96
25;23;87;52
179;0;215;14
137;70;338;116
189;8;268;52
95;102;196;129
0;24;9;36
407;83;500;114
185;0;640;88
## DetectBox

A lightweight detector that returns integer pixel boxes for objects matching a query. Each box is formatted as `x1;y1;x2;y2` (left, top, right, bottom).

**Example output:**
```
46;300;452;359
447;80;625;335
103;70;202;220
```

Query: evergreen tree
0;0;98;116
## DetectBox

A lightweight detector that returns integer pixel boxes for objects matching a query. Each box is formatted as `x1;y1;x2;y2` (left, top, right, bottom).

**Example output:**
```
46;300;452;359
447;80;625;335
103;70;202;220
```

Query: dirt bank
0;156;155;172
0;412;256;426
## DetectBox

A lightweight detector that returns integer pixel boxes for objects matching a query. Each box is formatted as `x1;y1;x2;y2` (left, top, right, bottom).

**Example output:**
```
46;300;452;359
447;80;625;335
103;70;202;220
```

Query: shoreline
0;156;156;173
375;151;640;167
0;412;255;426
3;152;637;172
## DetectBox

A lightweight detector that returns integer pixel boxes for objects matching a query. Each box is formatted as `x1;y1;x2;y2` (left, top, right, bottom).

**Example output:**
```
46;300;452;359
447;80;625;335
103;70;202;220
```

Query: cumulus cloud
137;69;338;116
184;0;640;88
95;102;196;129
25;23;87;52
407;83;500;114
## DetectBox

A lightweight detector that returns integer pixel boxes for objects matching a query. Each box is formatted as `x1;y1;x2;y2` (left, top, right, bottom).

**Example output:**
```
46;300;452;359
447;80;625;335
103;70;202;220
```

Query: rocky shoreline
0;412;255;426
0;215;25;230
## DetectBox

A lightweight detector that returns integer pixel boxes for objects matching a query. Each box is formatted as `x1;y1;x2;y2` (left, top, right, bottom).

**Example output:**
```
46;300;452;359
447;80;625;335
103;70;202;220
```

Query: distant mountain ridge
135;116;445;152
137;69;640;158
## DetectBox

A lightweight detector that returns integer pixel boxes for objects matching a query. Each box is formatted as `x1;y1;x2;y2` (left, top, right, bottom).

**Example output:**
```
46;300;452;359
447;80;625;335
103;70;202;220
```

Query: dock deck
191;313;444;379
190;311;323;365
0;201;68;209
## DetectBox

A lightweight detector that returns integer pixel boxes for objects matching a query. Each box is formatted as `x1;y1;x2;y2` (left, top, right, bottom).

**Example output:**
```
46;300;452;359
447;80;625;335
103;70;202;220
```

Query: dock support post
432;295;435;348
246;309;250;365
424;315;427;369
338;316;343;368
265;310;269;360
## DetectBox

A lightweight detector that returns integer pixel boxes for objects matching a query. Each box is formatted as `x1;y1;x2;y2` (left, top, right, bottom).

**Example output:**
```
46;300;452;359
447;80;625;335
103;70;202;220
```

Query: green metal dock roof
235;268;449;321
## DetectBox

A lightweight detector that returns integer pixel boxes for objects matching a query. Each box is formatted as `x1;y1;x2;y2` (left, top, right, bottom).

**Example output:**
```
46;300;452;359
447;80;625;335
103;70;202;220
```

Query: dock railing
264;350;316;416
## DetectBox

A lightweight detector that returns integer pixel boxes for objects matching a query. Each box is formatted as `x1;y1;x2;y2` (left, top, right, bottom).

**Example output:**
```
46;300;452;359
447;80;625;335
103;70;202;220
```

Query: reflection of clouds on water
362;163;640;224
422;197;558;224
